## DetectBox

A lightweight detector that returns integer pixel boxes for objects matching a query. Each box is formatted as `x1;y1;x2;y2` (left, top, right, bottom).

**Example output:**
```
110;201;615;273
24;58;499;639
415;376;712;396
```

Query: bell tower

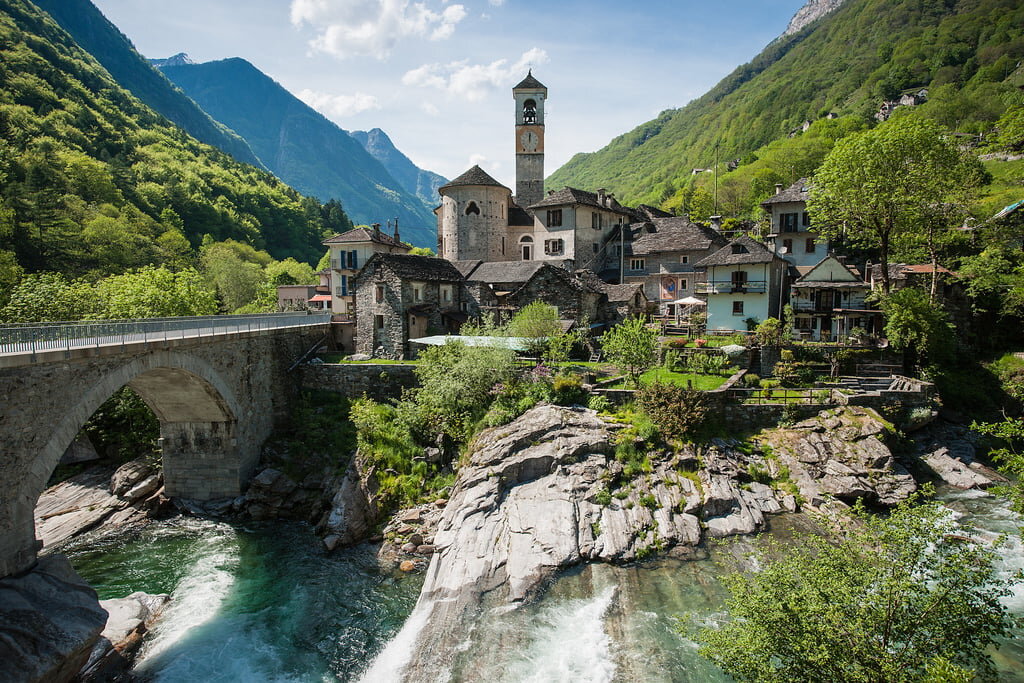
513;71;547;208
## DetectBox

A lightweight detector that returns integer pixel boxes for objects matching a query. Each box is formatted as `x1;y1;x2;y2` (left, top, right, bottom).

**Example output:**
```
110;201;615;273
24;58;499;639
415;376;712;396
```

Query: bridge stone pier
0;318;326;579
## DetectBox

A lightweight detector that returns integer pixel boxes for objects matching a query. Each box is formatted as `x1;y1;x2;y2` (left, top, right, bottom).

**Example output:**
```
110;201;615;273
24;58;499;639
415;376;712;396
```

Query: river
62;486;1024;682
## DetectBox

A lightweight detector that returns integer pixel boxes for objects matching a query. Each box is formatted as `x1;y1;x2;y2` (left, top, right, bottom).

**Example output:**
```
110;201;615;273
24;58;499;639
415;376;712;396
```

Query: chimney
710;215;723;231
393;217;400;243
372;222;381;239
597;188;607;206
775;183;784;195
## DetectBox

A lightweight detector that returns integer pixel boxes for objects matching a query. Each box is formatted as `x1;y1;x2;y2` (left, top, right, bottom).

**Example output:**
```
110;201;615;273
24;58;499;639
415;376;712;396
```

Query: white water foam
504;585;619;683
357;597;438;683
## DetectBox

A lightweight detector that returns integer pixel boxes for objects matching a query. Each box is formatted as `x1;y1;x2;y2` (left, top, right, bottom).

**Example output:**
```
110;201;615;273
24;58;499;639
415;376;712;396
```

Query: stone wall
299;363;420;401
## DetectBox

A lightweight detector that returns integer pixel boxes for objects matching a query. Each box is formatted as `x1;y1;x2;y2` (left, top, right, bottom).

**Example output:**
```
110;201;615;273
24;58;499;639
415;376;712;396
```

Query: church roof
628;217;728;255
513;70;547;91
439;165;509;191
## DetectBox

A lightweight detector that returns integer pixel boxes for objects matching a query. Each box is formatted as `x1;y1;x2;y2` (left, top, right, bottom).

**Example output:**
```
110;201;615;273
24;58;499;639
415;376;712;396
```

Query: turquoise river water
61;486;1024;682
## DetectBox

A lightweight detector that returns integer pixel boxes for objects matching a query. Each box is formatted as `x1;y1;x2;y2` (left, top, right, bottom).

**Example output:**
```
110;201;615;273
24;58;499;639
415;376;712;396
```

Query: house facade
323;225;411;316
790;255;878;341
761;178;828;269
694;236;787;331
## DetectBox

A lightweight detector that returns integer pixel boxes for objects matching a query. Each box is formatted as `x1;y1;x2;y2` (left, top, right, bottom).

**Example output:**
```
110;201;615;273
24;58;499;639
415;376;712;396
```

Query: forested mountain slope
0;0;349;283
548;0;1024;212
350;128;447;210
158;58;438;247
32;0;264;170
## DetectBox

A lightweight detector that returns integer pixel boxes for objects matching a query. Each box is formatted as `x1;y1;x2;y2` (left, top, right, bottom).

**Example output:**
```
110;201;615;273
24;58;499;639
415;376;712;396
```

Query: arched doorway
519;235;533;261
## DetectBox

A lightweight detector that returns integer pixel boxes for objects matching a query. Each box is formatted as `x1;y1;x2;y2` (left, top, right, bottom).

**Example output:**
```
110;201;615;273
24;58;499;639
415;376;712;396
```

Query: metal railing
0;312;332;356
695;281;768;294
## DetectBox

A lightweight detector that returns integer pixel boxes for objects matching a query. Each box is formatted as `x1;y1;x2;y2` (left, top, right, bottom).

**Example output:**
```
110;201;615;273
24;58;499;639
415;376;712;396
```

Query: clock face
520;130;539;153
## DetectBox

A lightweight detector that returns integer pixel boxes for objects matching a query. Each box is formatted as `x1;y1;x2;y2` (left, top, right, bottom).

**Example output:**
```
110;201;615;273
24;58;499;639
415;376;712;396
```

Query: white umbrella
672;296;706;306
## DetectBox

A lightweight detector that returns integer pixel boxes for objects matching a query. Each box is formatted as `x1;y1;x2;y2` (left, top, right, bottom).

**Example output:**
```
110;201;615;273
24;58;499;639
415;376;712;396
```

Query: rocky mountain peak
782;0;847;37
149;52;194;68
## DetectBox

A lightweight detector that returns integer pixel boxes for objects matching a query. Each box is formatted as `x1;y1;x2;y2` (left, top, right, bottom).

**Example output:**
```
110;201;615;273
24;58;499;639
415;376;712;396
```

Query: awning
308;294;331;302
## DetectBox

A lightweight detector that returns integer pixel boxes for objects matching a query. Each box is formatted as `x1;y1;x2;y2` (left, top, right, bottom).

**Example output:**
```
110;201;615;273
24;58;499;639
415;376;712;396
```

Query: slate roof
629;217;728;255
635;204;675;220
513;70;547;91
439;165;509;191
451;260;483;278
694;235;780;267
508;204;534;226
528;186;637;218
761;178;811;206
574;270;645;302
870;263;954;280
362;253;464;281
463;260;546;284
323;227;409;248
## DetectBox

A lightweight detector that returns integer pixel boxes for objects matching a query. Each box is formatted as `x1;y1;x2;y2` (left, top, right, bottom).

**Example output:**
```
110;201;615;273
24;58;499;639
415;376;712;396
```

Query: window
501;237;506;255
520;235;533;260
802;212;811;227
781;213;799;232
374;315;385;330
544;238;564;255
805;237;816;253
732;244;747;254
413;285;422;302
731;271;748;290
546;209;562;227
347;250;358;268
441;285;452;303
523;98;537;124
732;301;744;316
629;258;645;272
591;212;603;229
592;243;599;254
679;255;689;264
782;238;793;254
375;284;384;303
465;201;480;216
340;274;348;296
679;278;688;290
797;317;812;330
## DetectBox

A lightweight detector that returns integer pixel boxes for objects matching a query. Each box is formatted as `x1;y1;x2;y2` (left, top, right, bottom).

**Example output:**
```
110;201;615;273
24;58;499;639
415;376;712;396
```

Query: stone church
436;72;646;274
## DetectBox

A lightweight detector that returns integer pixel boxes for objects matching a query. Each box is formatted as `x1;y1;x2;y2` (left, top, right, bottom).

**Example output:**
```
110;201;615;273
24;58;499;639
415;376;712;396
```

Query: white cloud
298;88;381;119
420;102;441;116
487;0;504;6
468;153;501;174
401;47;548;101
290;0;467;59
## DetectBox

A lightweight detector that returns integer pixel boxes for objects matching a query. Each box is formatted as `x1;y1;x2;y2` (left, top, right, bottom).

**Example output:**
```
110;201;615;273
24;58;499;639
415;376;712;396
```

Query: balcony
695;280;767;295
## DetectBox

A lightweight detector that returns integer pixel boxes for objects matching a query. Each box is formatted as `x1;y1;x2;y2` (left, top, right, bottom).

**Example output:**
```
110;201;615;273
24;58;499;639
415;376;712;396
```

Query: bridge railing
0;312;332;355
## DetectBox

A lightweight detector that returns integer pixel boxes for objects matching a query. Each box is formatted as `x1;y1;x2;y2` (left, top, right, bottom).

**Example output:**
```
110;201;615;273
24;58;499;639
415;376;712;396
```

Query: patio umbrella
673;296;705;306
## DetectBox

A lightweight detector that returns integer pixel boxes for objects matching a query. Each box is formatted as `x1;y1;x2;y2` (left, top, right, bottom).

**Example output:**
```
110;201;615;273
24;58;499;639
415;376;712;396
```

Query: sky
89;0;807;189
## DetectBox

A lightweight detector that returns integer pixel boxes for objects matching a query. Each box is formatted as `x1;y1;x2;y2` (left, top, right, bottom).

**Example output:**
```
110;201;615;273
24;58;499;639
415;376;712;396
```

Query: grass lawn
606;367;730;390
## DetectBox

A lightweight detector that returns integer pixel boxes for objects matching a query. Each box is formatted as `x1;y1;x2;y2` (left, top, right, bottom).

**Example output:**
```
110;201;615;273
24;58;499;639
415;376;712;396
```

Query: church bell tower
513;71;547;208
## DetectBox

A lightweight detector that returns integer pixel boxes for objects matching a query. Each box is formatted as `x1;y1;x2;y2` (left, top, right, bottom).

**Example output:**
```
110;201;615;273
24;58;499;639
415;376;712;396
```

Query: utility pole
714;140;720;216
618;221;625;284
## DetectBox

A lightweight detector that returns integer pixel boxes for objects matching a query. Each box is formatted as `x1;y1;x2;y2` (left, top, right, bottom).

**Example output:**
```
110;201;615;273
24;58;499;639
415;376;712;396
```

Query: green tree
508;301;565;359
971;417;1024;516
809;117;985;293
754;317;783;347
600;317;657;387
91;266;217;319
408;246;435;256
877;287;955;370
695;499;1020;682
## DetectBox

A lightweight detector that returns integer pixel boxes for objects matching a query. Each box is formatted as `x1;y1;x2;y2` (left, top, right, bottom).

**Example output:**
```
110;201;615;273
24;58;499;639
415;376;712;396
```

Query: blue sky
90;0;806;187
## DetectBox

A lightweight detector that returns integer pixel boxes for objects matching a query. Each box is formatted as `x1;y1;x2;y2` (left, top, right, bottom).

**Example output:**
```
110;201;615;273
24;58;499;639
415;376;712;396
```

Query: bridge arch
6;351;244;578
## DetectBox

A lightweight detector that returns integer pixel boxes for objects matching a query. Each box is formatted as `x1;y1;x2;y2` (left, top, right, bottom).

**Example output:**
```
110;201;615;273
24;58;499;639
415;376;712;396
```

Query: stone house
694;236;787;331
614;216;728;313
458;260;603;324
354;254;469;359
761;178;829;269
323;224;411;316
790;255;879;341
574;270;649;323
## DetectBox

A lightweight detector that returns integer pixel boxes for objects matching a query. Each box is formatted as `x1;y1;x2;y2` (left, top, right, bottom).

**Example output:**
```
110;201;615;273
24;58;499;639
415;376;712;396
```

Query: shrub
636;381;710;440
588;394;612;413
743;373;761;387
595;489;612;506
639;493;660;510
694;338;708;348
552;373;586;405
663;349;686;372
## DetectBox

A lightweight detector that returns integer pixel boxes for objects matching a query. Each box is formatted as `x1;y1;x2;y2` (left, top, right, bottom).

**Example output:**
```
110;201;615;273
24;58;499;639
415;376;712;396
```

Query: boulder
0;555;107;683
110;459;157;498
921;447;1001;490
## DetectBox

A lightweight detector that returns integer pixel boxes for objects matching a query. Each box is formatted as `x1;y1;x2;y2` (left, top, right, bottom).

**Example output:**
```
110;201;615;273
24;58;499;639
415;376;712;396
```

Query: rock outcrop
79;592;169;682
0;554;107;683
35;459;164;550
782;0;847;37
912;420;1005;490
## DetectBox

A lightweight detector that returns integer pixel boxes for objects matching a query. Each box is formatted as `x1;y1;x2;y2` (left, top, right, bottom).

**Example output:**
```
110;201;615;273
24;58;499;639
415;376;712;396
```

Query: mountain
548;0;1024;213
350;128;447;209
30;0;264;170
156;58;438;248
0;0;349;278
782;0;847;37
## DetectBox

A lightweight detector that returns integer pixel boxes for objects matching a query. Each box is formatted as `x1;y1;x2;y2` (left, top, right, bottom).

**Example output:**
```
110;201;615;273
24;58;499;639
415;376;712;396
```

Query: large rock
0;554;107;683
79;592;170;681
317;455;385;548
920;447;1002;490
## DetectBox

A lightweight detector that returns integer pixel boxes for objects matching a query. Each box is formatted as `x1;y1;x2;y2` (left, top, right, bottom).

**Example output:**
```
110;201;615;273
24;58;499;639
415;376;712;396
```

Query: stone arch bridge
0;313;330;579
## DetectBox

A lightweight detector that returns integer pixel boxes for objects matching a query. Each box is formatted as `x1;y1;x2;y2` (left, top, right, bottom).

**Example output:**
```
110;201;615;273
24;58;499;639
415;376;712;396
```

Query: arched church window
519;235;533;242
523;99;537;124
465;201;480;216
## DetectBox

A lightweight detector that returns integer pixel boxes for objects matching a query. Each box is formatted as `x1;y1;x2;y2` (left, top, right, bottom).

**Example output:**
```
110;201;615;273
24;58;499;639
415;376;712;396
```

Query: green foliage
601;317;658;387
595;488;612;506
877;287;956;369
635;381;710;441
549;0;1023;217
753;317;783;347
587;394;612;413
695;499;1020;682
408;247;435;256
82;387;158;463
972;417;1024;516
508;301;567;358
0;0;348;280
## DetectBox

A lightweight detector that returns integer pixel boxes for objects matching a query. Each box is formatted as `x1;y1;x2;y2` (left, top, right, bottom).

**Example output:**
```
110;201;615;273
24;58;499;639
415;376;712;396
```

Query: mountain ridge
350;128;447;210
